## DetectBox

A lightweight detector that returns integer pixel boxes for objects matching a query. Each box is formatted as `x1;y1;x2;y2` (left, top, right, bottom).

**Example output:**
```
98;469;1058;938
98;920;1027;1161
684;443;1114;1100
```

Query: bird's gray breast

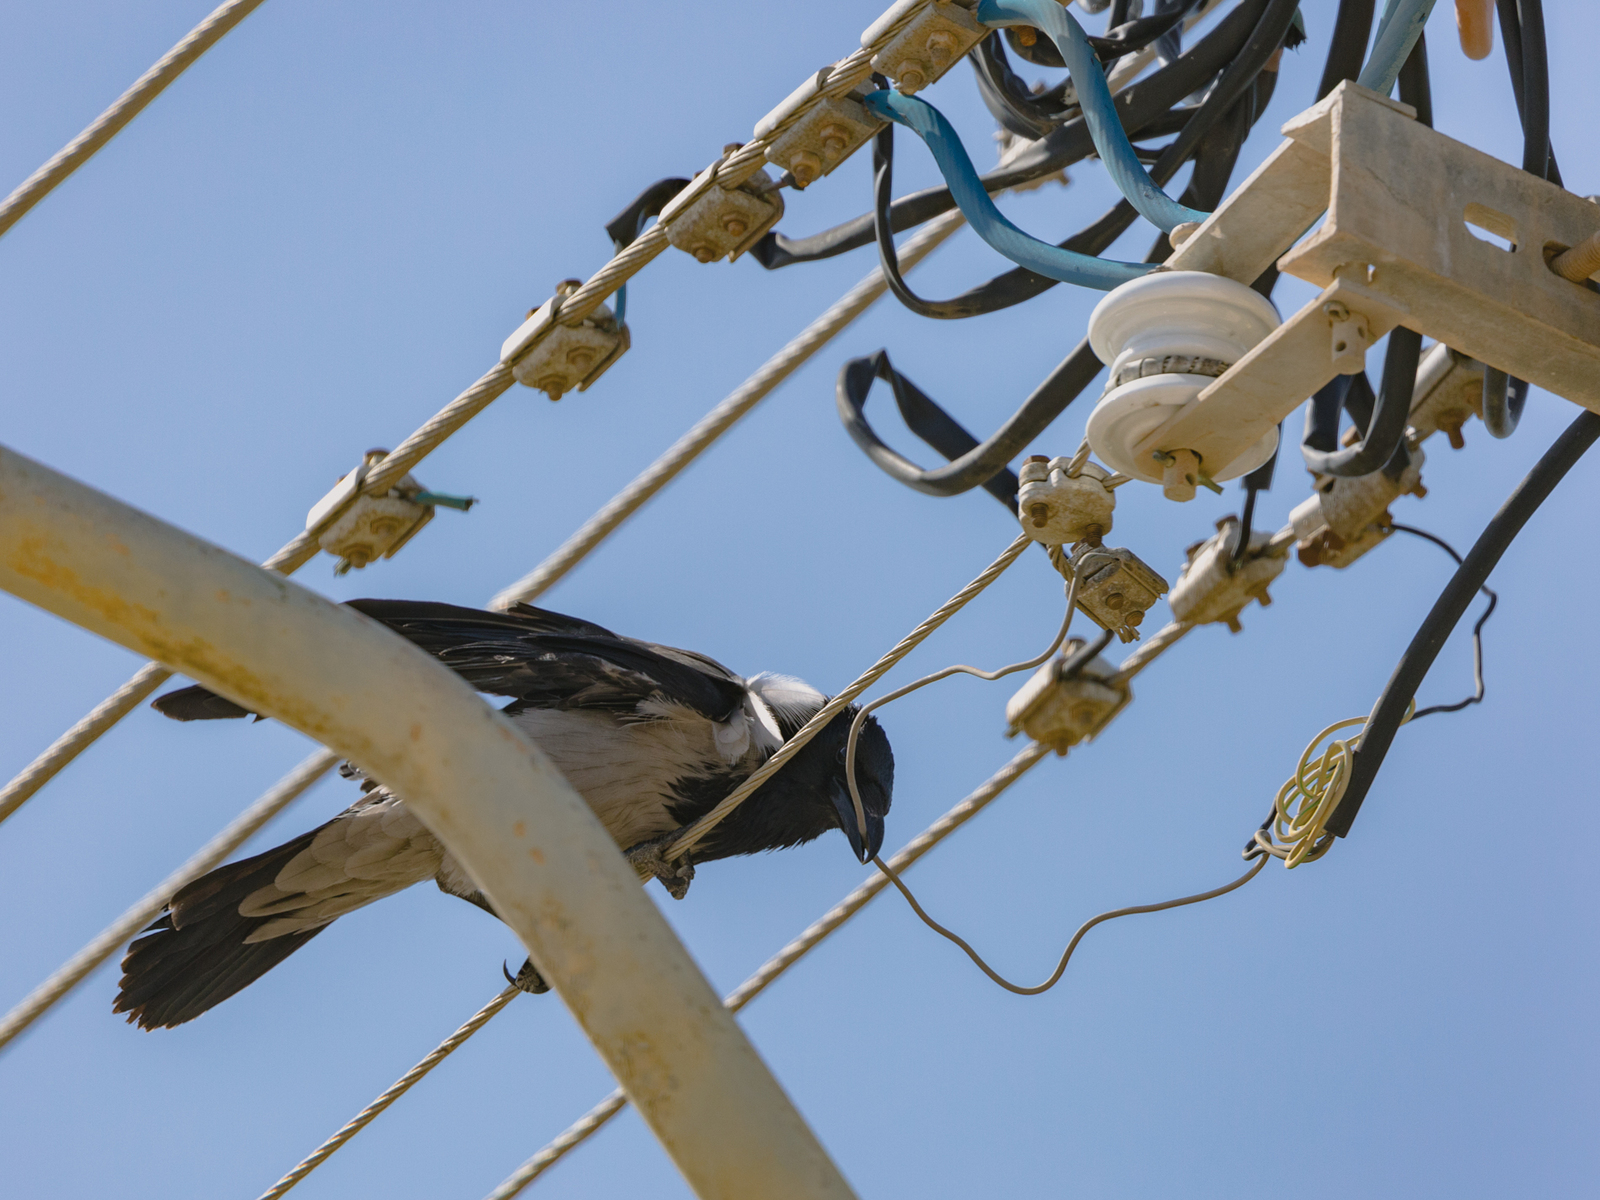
507;702;760;849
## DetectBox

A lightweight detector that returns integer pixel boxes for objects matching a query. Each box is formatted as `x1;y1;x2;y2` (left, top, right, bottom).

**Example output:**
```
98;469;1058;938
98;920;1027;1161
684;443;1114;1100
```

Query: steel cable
0;0;268;240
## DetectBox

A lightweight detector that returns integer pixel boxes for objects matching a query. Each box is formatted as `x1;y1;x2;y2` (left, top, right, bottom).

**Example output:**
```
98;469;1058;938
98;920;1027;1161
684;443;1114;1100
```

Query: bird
115;599;894;1030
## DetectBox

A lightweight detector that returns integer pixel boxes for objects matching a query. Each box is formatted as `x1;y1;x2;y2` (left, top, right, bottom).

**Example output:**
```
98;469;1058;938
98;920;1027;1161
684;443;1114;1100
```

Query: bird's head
823;708;894;863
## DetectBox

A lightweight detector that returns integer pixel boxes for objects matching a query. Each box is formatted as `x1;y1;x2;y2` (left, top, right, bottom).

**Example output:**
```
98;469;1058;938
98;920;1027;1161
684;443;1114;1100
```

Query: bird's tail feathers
115;831;326;1029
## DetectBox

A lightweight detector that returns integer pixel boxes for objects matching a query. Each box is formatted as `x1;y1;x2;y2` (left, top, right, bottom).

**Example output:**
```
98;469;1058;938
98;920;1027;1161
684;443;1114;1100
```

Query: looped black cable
604;178;690;324
604;178;690;251
836;350;1026;506
1482;369;1531;439
1300;327;1423;477
973;35;1075;138
1483;0;1558;439
869;79;969;320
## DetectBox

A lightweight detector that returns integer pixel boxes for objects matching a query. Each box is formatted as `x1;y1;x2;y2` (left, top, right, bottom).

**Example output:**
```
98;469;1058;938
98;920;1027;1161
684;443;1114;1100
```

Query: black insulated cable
1482;368;1531;439
840;40;1285;494
1326;410;1600;839
870;26;1281;321
1300;328;1423;477
997;2;1197;71
604;178;690;251
1495;0;1562;184
836;344;1103;499
1316;0;1375;99
1484;0;1556;437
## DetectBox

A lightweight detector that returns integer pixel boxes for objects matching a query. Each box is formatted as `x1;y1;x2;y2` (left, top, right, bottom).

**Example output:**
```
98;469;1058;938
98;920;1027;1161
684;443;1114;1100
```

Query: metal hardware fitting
1016;454;1116;546
1168;516;1289;632
305;448;461;575
755;78;886;188
662;151;784;263
1071;544;1169;643
863;0;988;95
501;280;629;400
1005;636;1130;753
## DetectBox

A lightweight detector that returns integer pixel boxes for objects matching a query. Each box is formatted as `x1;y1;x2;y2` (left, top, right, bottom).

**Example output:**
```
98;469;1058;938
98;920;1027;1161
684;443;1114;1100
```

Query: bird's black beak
831;780;884;864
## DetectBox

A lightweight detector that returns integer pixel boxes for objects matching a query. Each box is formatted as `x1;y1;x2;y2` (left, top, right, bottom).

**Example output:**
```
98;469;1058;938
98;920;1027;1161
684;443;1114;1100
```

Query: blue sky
1;2;1597;1197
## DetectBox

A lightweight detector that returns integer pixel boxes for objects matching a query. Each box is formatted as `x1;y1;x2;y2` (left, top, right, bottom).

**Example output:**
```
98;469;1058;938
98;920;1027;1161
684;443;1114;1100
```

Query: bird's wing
152;599;751;725
347;599;750;721
234;791;444;940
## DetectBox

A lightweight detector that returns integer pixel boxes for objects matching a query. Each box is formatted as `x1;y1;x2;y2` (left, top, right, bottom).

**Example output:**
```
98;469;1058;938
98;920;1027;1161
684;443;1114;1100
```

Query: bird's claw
625;835;695;900
504;958;550;995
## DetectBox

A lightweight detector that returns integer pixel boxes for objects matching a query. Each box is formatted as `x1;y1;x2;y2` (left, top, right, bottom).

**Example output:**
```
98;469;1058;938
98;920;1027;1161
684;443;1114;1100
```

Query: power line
0;0;269;240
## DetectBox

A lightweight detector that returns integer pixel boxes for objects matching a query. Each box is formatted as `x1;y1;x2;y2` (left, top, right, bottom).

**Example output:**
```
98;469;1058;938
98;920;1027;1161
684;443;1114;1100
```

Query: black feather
151;599;751;724
114;832;326;1029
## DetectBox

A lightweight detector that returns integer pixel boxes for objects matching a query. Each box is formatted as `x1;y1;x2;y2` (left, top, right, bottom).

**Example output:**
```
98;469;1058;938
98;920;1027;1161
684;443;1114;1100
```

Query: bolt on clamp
1069;543;1168;643
1015;452;1121;546
662;149;785;264
1168;516;1289;633
1005;635;1130;753
500;279;630;401
306;449;475;575
1290;445;1427;569
864;0;988;95
755;80;886;188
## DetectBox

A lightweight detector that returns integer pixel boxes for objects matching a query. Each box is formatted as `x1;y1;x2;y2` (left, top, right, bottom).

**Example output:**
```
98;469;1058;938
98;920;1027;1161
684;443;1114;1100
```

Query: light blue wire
1357;0;1439;95
975;0;1207;232
862;89;1157;289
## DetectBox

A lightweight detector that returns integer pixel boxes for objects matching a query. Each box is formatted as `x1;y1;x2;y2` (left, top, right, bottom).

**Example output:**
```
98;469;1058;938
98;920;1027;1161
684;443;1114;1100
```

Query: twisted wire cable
257;984;522;1200
0;0;972;825
667;533;1035;860
0;0;268;239
491;208;968;609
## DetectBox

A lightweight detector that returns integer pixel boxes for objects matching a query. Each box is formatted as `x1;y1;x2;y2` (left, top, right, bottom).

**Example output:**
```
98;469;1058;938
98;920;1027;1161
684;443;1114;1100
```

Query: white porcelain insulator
1085;271;1282;484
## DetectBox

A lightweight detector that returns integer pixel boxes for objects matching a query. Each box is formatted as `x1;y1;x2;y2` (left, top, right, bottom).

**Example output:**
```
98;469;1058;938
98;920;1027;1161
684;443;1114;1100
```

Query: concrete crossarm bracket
1142;81;1600;474
0;444;855;1200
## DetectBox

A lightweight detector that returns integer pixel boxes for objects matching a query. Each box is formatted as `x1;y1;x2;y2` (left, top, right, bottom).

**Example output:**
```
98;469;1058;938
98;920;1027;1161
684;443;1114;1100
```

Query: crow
115;599;893;1029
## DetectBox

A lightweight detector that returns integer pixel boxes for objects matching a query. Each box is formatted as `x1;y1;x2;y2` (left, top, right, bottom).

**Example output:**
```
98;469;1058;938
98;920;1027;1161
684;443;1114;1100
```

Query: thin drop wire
843;559;1085;842
872;851;1267;995
667;532;1034;859
1388;523;1497;718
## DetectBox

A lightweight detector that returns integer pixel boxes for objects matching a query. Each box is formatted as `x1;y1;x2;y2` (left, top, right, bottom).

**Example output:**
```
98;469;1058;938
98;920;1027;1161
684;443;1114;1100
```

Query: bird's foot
504;958;550;995
624;834;695;900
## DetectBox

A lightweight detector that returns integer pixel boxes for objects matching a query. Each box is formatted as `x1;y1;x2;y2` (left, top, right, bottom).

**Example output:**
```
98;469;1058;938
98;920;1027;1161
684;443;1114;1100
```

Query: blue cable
975;0;1207;232
861;89;1156;289
1358;0;1439;95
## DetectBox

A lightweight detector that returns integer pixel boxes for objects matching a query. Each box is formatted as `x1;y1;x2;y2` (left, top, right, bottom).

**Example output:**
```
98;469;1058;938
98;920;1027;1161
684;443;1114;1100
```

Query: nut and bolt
926;31;957;64
566;347;596;369
692;245;717;263
1029;502;1050;529
820;124;849;157
721;214;749;238
1323;300;1350;321
897;64;928;92
790;150;823;186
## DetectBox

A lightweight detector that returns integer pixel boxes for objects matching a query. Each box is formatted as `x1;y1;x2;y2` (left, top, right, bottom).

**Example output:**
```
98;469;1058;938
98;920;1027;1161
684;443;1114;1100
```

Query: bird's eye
836;746;848;764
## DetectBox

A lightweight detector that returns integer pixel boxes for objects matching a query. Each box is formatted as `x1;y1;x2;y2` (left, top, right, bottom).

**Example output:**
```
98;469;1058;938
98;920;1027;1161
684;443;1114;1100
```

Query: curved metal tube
0;444;854;1200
